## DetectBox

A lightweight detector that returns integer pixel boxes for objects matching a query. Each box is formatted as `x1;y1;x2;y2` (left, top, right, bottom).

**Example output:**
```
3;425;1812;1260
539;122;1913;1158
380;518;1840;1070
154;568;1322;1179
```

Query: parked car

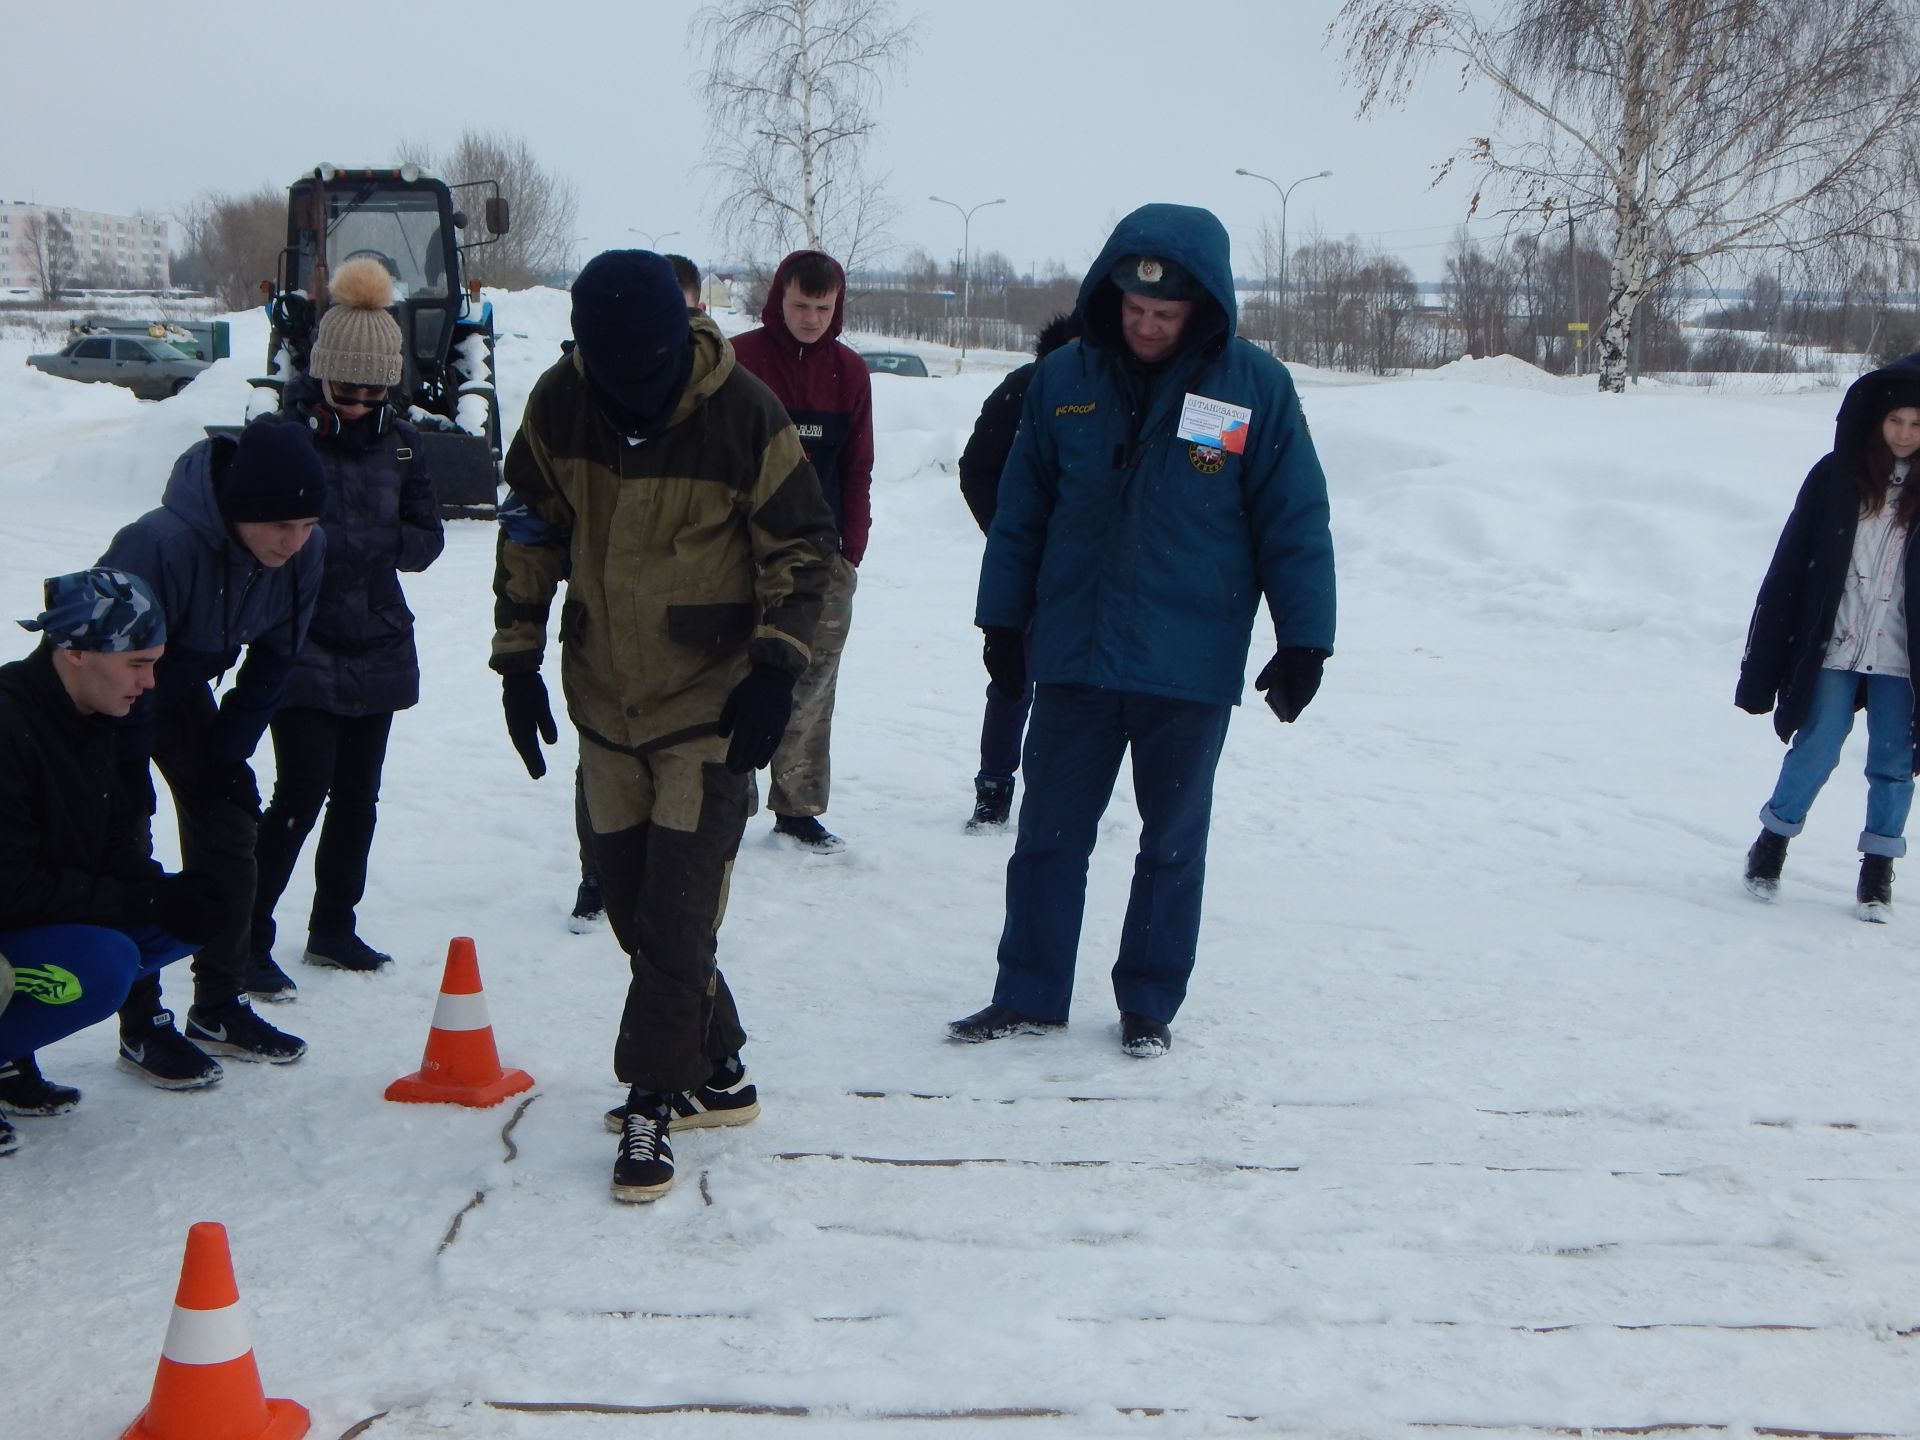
25;334;212;400
861;349;931;377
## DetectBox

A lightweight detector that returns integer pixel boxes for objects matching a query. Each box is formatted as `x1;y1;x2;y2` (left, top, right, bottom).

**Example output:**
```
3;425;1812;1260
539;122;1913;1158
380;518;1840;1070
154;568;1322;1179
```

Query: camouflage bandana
17;568;167;652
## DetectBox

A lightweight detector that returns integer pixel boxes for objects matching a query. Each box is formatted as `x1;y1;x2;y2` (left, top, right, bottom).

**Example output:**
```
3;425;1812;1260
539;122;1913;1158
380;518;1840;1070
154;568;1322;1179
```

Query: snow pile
3;288;1917;1440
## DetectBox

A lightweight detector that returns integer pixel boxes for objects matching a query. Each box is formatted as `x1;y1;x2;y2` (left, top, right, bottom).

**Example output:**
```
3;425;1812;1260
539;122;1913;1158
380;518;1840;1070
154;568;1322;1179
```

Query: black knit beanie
218;417;329;523
571;250;694;436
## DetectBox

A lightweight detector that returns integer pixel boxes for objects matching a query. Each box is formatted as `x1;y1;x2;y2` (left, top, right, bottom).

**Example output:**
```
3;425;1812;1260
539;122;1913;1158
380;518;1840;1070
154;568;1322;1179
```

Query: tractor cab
245;163;511;517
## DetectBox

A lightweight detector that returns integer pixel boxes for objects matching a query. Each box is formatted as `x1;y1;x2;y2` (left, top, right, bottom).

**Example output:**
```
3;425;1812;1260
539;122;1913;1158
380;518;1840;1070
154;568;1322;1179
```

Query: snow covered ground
5;291;1918;1440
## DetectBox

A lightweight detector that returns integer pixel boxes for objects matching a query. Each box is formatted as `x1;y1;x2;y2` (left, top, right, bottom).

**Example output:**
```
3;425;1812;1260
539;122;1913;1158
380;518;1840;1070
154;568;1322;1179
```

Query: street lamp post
627;228;681;252
928;195;1005;369
1234;167;1331;360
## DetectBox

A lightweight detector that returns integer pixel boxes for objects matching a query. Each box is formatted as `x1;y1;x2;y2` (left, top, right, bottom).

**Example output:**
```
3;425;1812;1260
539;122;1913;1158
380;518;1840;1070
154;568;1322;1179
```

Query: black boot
1744;830;1789;899
1857;854;1895;923
965;775;1015;834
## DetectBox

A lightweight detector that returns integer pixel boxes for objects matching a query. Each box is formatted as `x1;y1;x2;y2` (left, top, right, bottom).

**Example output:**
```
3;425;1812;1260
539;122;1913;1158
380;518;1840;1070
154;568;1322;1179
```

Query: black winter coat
1737;354;1920;759
279;376;445;715
958;314;1080;534
0;646;160;932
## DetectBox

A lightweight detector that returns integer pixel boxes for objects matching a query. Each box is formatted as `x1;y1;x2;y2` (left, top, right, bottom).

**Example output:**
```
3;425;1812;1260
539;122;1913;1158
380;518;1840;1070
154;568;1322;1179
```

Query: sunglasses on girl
326;381;389;408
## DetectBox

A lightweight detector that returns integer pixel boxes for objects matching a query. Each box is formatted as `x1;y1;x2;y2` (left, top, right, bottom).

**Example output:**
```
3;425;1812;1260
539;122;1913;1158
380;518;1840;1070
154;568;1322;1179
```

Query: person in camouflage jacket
491;250;835;1203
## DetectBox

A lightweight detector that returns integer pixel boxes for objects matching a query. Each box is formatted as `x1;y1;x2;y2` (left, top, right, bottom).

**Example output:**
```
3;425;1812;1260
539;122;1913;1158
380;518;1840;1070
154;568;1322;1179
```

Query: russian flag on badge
1220;418;1248;455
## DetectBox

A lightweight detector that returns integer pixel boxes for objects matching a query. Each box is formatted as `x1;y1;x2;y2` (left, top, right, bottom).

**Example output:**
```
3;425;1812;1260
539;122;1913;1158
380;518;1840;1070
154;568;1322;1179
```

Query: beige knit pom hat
310;256;404;387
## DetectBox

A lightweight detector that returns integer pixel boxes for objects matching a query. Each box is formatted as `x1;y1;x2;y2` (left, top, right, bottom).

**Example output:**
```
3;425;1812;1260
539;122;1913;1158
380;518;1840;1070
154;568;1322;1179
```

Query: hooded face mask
571;250;695;440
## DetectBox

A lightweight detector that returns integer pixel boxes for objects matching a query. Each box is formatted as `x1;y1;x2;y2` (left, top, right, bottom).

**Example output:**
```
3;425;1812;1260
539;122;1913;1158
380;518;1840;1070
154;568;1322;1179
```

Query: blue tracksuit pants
0;926;195;1060
992;684;1231;1024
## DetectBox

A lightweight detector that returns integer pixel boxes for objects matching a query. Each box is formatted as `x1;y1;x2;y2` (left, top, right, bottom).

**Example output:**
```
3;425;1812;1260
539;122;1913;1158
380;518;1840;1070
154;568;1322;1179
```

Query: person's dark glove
982;626;1027;701
203;760;259;816
502;671;558;779
716;664;798;774
139;869;230;946
1254;647;1329;723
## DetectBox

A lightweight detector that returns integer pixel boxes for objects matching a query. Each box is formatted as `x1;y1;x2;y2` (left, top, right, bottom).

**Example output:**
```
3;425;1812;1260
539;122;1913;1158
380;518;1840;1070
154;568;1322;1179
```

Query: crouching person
0;570;227;1153
492;250;835;1203
99;418;328;1086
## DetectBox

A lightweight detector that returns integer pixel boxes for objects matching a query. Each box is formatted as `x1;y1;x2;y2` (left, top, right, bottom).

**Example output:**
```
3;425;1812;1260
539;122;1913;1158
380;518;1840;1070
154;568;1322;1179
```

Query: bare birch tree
406;129;579;288
691;0;916;270
1335;0;1920;392
19;212;79;303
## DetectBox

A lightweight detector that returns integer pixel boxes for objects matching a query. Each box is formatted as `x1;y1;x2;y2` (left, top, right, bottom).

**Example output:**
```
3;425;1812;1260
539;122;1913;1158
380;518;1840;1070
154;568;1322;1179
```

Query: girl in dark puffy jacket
244;257;445;998
1736;357;1920;921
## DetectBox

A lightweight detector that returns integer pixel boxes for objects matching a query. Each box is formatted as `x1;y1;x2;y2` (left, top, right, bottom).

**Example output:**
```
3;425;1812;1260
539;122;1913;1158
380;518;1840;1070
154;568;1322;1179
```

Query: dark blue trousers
992;684;1231;1025
1;925;195;1060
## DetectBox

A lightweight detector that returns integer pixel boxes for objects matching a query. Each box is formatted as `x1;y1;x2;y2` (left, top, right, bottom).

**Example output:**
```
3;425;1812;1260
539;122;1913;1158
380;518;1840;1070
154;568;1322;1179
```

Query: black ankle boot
1744;830;1789;899
966;775;1014;833
1857;854;1894;922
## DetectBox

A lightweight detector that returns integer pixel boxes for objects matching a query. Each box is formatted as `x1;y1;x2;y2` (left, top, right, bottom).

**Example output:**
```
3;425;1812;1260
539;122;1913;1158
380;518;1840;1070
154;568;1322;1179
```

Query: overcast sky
3;0;1513;282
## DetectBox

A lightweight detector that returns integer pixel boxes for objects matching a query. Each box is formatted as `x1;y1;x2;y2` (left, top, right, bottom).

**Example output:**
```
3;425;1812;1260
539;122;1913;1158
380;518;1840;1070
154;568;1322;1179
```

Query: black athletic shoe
117;1011;223;1090
1858;854;1895;923
946;1002;1067;1043
611;1090;675;1203
965;775;1015;834
773;814;847;854
184;999;307;1064
0;1054;81;1116
1120;1011;1172;1059
604;1055;762;1133
243;951;298;1004
303;933;393;972
568;875;605;934
0;1113;16;1156
1745;829;1789;899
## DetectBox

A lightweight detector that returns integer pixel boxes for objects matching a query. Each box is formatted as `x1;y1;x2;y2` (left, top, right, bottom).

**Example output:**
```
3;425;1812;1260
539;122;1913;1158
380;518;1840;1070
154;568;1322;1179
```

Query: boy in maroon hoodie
730;250;873;854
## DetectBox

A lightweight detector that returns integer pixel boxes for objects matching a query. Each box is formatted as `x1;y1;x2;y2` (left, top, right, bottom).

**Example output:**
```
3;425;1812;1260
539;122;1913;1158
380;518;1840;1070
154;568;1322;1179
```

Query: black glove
139;869;230;946
203;760;259;816
1254;647;1328;723
716;664;797;774
502;671;558;779
982;627;1027;701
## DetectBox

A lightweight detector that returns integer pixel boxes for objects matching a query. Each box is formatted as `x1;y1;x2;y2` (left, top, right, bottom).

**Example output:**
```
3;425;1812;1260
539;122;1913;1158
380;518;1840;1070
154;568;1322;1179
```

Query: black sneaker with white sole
1120;1011;1172;1059
303;933;393;972
0;1054;82;1116
184;998;307;1063
946;1002;1067;1043
244;951;298;1004
604;1055;761;1133
611;1090;675;1203
117;1011;223;1090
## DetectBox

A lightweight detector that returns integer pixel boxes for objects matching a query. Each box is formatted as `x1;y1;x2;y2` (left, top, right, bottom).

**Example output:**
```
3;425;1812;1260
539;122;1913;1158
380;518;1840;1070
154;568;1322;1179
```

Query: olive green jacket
490;314;837;756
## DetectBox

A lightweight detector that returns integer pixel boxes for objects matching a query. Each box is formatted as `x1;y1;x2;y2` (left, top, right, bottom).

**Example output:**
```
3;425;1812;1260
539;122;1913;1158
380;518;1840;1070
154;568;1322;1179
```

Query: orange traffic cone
385;936;534;1107
121;1221;308;1440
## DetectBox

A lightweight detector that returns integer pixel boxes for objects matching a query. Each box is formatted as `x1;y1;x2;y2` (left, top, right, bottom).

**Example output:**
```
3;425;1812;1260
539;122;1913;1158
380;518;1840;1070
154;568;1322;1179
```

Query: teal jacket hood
1075;203;1237;351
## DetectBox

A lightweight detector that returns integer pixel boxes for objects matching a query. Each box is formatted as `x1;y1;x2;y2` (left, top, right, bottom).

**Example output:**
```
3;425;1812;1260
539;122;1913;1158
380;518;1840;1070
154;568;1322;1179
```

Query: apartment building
0;201;171;293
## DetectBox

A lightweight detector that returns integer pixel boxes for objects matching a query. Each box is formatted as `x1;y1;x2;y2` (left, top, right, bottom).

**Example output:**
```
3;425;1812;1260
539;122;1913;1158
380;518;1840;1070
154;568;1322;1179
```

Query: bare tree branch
1336;0;1920;391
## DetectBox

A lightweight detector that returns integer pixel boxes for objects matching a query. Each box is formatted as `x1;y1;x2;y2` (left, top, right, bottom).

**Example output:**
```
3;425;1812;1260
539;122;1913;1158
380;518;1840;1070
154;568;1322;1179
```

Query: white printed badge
1175;393;1252;456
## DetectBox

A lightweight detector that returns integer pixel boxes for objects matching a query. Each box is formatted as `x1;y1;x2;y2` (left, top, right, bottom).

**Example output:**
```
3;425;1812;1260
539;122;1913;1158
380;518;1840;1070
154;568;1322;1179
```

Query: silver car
26;334;212;400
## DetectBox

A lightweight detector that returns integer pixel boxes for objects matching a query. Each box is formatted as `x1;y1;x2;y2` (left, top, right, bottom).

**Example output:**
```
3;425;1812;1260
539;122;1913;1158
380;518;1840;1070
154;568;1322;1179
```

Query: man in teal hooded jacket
949;202;1336;1058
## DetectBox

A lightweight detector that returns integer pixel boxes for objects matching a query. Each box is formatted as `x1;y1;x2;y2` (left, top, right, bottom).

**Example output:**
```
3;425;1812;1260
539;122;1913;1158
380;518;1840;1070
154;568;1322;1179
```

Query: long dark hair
1856;424;1920;527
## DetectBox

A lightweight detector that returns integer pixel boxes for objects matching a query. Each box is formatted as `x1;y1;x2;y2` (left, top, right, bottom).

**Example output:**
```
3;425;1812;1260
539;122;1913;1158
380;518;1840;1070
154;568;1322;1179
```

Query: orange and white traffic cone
121;1221;308;1440
385;936;534;1107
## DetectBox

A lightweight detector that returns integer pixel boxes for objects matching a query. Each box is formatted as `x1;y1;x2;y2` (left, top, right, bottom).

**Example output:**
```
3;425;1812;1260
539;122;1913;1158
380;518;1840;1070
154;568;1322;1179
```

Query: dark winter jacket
492;312;836;758
959;313;1081;533
99;431;325;773
975;203;1337;706
728;251;875;563
1737;354;1920;757
0;645;161;932
276;375;444;715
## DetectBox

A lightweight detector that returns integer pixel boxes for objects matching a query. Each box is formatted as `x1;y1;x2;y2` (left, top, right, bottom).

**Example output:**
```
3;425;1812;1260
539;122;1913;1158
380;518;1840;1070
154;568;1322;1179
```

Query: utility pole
928;195;1006;370
1235;167;1331;360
